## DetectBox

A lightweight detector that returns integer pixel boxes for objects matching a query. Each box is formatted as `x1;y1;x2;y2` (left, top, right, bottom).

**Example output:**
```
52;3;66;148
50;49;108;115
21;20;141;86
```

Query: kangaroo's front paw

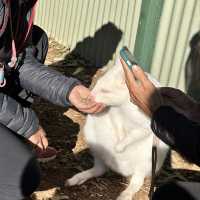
117;191;133;200
65;173;88;187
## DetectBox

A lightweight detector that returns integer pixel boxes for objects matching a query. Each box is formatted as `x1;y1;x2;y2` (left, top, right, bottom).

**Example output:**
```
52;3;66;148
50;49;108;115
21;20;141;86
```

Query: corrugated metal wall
151;0;200;91
35;0;200;92
35;0;142;67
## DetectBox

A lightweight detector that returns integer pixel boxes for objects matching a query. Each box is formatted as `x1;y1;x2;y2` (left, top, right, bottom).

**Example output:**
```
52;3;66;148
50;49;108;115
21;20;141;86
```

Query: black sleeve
151;106;200;166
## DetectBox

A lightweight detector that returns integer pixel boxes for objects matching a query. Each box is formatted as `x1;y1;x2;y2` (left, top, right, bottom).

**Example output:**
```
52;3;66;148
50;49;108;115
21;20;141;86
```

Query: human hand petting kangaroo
69;85;106;114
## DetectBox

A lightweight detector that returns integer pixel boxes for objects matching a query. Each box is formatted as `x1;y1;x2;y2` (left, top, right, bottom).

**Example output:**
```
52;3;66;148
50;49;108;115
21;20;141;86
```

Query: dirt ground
31;39;200;200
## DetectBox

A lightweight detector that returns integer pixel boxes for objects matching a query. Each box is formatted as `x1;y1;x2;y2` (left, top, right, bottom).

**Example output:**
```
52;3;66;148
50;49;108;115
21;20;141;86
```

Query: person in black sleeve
121;58;200;200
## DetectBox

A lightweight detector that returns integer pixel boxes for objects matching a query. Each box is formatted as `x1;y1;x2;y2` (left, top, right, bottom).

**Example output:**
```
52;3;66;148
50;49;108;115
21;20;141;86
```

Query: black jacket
151;106;200;166
0;0;80;138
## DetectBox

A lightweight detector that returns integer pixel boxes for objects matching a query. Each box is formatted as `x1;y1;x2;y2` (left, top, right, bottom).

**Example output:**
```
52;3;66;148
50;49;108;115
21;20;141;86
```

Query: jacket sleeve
0;92;39;138
0;0;9;37
18;47;81;107
151;106;200;166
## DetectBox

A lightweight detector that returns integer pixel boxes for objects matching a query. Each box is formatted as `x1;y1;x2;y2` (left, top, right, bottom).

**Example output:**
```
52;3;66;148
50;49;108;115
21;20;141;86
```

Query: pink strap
9;0;38;68
24;2;37;43
17;0;38;52
8;0;16;68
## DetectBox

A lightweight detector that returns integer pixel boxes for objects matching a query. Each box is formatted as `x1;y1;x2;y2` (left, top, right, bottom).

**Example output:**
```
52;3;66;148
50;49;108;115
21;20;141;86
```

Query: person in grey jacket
0;1;105;199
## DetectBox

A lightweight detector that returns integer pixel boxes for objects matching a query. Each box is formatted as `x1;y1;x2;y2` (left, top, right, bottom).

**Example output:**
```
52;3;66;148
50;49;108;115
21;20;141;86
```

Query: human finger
41;135;48;149
77;98;100;110
37;140;45;150
93;104;106;113
120;58;138;91
81;103;105;114
130;65;149;88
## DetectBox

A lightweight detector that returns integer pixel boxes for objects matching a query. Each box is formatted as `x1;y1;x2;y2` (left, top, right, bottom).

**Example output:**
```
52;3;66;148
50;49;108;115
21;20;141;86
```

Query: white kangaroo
66;59;169;200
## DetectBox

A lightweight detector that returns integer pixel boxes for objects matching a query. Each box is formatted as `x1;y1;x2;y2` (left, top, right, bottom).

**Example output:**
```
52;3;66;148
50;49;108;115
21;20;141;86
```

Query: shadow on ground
30;27;200;200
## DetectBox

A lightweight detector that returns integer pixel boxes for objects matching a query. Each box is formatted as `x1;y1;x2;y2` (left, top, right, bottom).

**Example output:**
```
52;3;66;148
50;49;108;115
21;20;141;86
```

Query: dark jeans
0;26;48;200
152;181;200;200
0;123;41;200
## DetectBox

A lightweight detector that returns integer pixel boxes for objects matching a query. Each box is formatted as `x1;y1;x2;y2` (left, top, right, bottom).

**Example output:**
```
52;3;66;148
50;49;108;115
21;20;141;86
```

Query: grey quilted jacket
0;0;80;138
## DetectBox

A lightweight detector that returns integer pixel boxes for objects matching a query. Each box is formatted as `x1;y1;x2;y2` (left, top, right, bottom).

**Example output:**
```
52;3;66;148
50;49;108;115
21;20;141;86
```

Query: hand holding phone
120;46;163;116
120;46;138;70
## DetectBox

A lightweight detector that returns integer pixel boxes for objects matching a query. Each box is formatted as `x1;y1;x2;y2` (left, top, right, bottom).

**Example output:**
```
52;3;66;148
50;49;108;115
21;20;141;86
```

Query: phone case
120;46;138;70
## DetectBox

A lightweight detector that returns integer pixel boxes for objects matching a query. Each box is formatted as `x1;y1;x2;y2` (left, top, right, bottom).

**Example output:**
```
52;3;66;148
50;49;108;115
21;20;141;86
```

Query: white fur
66;59;169;200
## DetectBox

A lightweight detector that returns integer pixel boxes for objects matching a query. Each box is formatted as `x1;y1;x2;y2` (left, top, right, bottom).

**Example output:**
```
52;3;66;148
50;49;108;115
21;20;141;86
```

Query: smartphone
120;46;138;70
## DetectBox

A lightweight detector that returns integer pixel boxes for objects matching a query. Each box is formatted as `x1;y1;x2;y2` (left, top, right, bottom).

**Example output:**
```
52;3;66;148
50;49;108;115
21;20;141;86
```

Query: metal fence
35;0;142;67
35;0;200;92
151;0;200;91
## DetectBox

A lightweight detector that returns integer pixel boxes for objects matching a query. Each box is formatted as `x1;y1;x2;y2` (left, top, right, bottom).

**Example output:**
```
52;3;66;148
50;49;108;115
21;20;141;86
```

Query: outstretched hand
120;59;163;116
69;85;106;114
